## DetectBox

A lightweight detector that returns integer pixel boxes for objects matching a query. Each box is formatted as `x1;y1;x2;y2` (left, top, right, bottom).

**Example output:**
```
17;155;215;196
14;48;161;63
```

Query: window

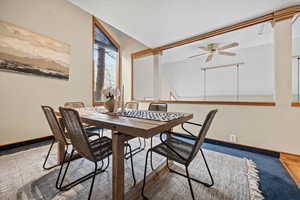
93;17;120;105
132;21;275;103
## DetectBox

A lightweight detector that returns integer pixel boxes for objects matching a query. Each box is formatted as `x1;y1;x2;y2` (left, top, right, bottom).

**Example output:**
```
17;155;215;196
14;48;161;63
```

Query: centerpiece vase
104;98;115;112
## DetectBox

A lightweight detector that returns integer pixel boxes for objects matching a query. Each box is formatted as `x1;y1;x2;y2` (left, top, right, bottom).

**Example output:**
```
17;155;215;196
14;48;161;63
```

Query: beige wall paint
0;0;146;145
138;103;300;155
274;19;293;106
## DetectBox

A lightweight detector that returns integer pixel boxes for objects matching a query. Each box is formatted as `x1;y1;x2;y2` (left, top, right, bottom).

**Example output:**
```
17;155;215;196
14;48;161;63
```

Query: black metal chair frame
125;102;168;161
125;137;146;159
58;107;136;200
141;110;217;200
124;102;147;159
56;141;136;191
41;105;70;170
41;105;106;195
56;147;108;189
42;139;60;170
148;102;168;170
42;107;99;170
42;133;100;170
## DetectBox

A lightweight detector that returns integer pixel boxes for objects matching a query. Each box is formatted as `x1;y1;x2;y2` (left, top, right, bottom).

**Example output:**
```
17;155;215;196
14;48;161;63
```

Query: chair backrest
64;102;85;108
41;105;67;145
187;109;218;163
148;103;167;112
59;107;95;161
125;102;139;110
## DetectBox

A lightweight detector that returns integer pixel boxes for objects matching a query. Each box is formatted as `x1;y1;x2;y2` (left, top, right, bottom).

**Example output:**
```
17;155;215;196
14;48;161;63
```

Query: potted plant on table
102;87;119;112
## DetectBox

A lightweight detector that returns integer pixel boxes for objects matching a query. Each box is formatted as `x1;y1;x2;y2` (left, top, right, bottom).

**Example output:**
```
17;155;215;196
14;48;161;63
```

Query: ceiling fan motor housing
208;43;219;52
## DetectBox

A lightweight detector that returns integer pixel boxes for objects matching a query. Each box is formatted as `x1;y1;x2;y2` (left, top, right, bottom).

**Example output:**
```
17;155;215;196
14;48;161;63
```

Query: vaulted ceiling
68;0;300;48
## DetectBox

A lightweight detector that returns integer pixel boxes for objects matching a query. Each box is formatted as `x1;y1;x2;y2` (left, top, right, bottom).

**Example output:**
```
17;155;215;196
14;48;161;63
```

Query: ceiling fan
189;42;239;62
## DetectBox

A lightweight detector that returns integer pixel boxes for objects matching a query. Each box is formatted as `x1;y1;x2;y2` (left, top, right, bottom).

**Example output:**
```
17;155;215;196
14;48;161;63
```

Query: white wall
133;56;154;100
0;0;146;145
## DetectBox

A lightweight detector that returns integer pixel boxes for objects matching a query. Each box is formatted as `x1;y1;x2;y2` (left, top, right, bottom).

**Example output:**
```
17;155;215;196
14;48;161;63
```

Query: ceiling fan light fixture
190;42;239;62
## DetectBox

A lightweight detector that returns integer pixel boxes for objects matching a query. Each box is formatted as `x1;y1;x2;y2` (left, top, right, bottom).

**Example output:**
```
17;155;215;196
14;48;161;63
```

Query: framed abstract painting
0;20;70;80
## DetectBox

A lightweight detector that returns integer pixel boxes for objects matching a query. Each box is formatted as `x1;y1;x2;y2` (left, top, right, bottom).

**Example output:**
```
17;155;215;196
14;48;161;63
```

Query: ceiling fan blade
198;46;210;51
206;54;213;62
189;53;208;58
218;51;236;56
218;42;239;50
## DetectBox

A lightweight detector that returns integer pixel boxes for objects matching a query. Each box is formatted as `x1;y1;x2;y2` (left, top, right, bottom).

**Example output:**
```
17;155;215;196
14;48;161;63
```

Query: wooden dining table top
57;107;193;138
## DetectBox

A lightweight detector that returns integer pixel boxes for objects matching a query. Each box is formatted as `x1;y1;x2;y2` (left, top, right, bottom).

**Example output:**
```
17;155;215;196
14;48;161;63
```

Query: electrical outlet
230;134;237;143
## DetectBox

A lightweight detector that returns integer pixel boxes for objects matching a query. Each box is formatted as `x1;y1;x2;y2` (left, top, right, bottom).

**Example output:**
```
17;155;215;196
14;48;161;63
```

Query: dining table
56;107;193;200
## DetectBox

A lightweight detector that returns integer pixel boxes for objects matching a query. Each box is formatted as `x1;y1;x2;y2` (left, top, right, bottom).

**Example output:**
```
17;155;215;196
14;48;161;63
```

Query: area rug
0;137;264;200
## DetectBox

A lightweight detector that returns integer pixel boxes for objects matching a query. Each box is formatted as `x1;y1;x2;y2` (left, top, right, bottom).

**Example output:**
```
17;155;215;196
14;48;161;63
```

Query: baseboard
0;135;53;151
204;138;280;158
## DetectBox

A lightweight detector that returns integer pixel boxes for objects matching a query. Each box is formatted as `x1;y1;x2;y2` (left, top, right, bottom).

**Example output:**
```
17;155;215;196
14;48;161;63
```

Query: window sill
291;102;300;107
93;101;105;106
134;100;276;106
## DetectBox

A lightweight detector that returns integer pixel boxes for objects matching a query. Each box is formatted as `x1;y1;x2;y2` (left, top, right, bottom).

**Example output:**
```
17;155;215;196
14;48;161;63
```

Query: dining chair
64;101;85;108
125;102;139;110
59;107;136;200
141;109;217;200
148;102;168;170
64;101;104;136
124;102;145;159
148;102;167;112
41;105;102;191
41;105;70;171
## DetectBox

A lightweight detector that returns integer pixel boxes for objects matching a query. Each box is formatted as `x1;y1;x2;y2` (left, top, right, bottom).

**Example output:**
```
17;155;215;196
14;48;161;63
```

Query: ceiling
68;0;300;48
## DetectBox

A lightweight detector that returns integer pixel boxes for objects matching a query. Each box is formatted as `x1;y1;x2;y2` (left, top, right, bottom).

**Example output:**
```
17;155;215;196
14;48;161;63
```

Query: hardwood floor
280;153;300;188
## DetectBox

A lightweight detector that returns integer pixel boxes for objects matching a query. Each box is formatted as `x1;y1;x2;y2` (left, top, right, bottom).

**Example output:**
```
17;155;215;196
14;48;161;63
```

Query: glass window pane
160;59;202;100
95;26;117;51
93;25;118;102
205;67;236;101
159;21;274;102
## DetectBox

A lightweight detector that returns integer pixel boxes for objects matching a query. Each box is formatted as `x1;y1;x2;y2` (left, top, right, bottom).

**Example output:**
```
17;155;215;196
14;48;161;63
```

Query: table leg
57;142;65;164
57;116;66;164
112;132;125;200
